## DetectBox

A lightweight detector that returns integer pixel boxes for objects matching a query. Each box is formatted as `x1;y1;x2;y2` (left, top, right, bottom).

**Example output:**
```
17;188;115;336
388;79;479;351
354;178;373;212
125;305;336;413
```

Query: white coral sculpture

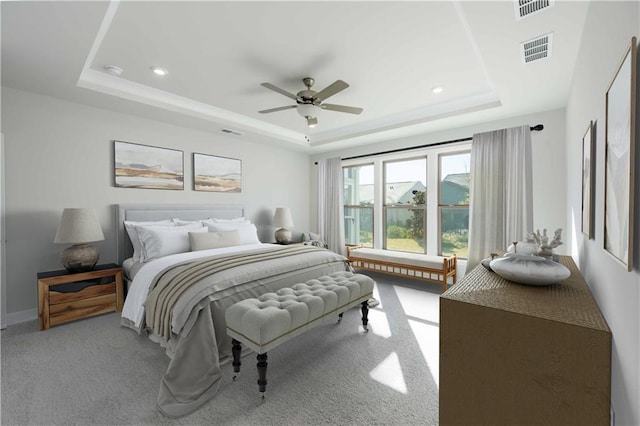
527;228;563;256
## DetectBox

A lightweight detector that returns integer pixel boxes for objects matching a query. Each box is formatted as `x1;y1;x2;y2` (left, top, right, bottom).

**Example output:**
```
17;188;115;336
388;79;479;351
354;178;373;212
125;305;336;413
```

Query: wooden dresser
440;256;611;425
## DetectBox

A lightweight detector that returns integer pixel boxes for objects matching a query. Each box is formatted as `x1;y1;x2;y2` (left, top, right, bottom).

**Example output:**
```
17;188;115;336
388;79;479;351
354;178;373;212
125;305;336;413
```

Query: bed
116;204;348;417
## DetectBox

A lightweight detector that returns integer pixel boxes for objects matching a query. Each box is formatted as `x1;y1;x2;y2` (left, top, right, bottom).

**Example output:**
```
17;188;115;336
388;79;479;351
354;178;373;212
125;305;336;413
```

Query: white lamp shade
54;208;105;244
273;207;294;228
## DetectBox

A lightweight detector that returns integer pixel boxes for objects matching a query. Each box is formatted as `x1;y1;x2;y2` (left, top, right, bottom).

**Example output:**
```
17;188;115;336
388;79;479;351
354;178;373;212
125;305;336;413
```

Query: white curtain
466;125;533;272
317;157;346;255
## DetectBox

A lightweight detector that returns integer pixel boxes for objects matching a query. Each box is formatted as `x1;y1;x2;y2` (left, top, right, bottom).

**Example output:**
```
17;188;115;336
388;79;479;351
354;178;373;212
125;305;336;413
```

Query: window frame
437;150;471;258
343;163;375;248
340;141;472;257
382;156;428;253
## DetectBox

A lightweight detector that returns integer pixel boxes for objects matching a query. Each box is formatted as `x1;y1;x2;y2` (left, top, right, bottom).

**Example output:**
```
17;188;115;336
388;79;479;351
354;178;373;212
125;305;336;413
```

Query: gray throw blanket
140;245;346;417
145;245;325;341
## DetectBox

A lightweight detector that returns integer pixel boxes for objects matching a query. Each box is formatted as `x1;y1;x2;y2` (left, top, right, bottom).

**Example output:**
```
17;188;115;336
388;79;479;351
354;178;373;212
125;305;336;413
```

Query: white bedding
120;242;347;417
122;243;268;329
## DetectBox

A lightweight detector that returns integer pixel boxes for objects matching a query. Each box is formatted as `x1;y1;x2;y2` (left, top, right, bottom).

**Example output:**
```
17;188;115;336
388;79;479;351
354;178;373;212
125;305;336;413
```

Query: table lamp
54;208;105;273
273;207;293;244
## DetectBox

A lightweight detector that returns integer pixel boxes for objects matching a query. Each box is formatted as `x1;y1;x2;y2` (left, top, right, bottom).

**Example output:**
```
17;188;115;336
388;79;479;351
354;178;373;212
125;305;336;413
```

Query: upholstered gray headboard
116;203;244;265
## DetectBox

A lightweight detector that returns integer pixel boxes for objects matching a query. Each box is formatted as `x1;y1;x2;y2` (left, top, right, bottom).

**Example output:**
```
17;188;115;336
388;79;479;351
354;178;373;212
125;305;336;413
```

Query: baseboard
7;308;37;326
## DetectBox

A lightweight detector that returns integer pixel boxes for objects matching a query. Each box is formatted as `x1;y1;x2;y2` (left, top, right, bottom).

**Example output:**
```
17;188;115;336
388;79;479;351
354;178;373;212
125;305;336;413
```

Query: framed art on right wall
581;120;595;239
604;36;636;271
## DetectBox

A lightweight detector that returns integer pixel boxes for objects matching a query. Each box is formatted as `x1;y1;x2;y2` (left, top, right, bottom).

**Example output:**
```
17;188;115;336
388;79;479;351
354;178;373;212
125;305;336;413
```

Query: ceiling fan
259;77;363;128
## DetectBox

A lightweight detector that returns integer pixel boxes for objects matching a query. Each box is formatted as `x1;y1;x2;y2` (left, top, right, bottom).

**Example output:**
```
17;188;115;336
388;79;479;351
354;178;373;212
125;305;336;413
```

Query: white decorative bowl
490;253;570;286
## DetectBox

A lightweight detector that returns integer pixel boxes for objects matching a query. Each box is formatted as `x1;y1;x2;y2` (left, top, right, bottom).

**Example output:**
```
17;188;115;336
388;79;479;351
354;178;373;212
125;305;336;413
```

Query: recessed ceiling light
432;86;443;94
104;65;123;76
150;66;168;76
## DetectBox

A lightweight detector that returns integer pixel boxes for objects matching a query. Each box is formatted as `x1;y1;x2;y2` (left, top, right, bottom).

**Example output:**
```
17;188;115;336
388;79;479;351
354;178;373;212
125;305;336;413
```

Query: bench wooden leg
231;339;242;380
361;301;369;332
257;352;268;400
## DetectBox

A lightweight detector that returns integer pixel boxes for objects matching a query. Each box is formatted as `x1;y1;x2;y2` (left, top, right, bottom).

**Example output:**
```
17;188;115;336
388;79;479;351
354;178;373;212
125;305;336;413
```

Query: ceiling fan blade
261;82;298;100
320;103;363;115
314;80;349;102
258;105;296;114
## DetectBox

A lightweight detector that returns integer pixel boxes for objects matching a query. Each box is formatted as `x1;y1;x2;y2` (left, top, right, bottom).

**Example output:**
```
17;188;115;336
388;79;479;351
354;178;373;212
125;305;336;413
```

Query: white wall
1;87;311;318
1;133;6;329
311;108;568;252
565;2;639;425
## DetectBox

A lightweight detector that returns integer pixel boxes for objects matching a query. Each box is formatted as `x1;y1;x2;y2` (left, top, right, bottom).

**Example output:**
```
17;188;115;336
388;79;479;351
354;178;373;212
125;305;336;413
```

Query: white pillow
137;224;207;262
208;217;249;223
124;220;175;262
172;218;204;226
190;230;241;251
206;222;261;245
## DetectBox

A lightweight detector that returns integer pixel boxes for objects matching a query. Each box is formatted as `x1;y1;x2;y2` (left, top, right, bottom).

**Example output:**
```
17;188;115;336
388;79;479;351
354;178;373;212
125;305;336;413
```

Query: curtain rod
328;124;544;162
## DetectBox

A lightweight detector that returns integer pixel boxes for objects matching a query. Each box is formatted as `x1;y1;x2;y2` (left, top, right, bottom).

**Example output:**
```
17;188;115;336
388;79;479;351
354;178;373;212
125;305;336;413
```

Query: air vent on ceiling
514;0;554;20
521;33;553;64
220;128;243;136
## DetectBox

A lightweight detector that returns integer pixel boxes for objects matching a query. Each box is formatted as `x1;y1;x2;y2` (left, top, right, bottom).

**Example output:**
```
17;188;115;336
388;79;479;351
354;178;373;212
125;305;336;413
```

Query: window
384;158;427;253
343;164;374;247
341;142;471;259
439;152;470;257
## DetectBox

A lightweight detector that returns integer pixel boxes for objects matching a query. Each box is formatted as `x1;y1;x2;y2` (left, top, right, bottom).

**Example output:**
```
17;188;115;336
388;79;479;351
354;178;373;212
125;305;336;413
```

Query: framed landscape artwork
193;153;242;192
581;121;595;239
604;36;636;271
114;141;184;190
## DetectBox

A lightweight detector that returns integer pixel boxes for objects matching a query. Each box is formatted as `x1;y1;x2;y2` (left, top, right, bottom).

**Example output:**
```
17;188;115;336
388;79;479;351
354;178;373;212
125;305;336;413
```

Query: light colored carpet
1;272;441;425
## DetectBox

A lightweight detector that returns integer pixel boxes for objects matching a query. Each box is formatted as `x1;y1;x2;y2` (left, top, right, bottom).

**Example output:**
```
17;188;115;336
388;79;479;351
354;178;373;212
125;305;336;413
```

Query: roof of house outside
348;173;469;206
442;173;470;189
353;181;426;205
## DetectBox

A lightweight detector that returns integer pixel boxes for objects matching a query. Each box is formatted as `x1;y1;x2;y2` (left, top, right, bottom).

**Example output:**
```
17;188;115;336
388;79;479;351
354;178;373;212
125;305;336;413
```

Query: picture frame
114;140;184;190
581;120;595;239
193;153;242;192
604;36;636;271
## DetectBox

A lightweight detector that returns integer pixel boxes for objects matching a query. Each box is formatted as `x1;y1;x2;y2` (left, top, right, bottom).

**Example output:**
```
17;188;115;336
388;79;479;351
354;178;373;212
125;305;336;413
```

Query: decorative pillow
124;220;175;262
203;217;250;226
137;224;207;262
190;230;241;251
206;222;261;245
302;231;322;242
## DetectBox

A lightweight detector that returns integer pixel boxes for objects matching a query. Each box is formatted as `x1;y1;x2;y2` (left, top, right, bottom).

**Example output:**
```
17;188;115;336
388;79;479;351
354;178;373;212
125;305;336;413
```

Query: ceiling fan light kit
260;77;363;128
296;103;320;127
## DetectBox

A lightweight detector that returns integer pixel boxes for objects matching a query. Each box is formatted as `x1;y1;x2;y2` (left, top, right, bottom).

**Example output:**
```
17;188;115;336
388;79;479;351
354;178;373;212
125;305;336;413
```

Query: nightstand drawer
49;282;116;305
49;294;116;326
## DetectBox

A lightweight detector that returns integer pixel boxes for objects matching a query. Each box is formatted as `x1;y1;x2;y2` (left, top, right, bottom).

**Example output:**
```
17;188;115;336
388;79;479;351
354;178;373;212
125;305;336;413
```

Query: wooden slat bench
347;245;457;292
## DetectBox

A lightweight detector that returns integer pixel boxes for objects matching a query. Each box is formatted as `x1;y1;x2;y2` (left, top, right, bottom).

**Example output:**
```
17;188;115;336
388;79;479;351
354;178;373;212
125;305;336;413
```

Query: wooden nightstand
37;263;123;330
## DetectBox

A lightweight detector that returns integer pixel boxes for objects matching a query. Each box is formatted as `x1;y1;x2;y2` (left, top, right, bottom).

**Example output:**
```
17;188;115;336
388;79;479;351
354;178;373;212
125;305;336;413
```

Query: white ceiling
1;1;589;153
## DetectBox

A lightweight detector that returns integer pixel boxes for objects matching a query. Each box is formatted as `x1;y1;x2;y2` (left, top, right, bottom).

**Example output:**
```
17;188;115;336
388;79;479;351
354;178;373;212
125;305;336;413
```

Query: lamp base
275;228;292;245
61;244;99;273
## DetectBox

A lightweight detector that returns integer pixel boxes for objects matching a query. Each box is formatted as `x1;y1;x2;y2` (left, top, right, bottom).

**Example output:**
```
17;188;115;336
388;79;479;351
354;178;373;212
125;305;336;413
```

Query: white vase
490;253;570;286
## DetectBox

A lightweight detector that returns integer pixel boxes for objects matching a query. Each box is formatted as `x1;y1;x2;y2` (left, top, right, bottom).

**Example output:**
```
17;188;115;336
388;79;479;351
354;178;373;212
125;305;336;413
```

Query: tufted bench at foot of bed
224;271;375;399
